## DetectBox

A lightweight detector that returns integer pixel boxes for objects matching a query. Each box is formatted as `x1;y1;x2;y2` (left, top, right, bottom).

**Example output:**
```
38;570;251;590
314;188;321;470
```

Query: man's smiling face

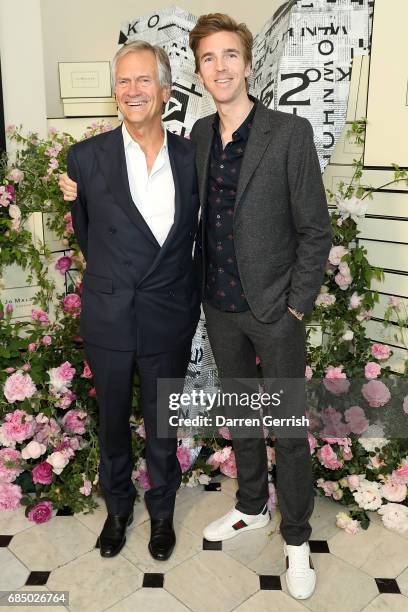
115;50;170;130
197;30;251;105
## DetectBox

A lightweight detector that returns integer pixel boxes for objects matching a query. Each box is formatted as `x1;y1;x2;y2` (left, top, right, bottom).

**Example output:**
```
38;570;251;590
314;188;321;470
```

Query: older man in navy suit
64;41;200;560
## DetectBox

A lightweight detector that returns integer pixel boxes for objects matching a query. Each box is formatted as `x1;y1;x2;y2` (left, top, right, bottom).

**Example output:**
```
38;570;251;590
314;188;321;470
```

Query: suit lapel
194;117;213;214
136;130;192;285
95;125;160;248
234;104;273;216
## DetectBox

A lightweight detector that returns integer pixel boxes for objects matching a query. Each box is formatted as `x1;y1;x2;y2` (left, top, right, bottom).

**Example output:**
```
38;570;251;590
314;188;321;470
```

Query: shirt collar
122;122;168;152
212;95;257;142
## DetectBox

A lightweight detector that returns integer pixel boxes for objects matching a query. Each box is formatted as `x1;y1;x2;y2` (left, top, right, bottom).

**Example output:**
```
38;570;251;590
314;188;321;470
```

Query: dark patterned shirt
205;101;256;312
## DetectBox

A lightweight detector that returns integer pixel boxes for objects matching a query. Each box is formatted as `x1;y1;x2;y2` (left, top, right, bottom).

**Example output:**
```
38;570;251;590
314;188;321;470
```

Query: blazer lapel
135;130;192;285
95;125;160;248
234;104;273;216
194;117;213;214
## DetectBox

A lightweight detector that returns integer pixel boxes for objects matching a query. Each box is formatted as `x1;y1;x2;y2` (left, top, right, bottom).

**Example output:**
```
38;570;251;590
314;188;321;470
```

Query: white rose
46;451;70;475
21;440;46;460
353;479;383;511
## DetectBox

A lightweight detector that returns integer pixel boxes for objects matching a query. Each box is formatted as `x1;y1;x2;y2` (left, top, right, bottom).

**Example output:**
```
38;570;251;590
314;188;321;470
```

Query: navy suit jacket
67;126;200;353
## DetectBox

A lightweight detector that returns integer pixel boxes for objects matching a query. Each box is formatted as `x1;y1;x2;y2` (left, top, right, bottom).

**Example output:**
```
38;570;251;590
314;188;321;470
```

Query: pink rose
0;482;22;510
267;482;277;513
177;445;192;473
88;387;97;398
0;448;23;482
46;450;70;475
4;371;37;403
63;293;81;317
391;462;408;485
28;500;53;524
1;409;36;443
371;343;391;361
22;364;31;372
64;212;74;234
308;432;318;454
136;423;146;439
347;475;361;491
315;293;336;307
334;262;352;290
349;292;363;309
6;367;15;374
324;366;350;395
344;406;369;435
266;445;276;467
220;451;237;478
305;366;313;380
62;410;88;435
365;362;381;380
58;361;76;381
317;444;343;470
317;478;339;496
55;256;72;275
28;343;37;352
218;426;231;440
8;168;25;183
133;459;152;490
361;380;391;408
381;481;407;503
79;478;92;496
32;461;53;485
31;309;50;325
42;335;52;346
81;362;92;379
328;245;348;266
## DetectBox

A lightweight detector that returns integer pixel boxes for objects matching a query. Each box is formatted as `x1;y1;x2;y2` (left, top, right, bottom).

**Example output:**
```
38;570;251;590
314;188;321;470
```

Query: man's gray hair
111;40;172;89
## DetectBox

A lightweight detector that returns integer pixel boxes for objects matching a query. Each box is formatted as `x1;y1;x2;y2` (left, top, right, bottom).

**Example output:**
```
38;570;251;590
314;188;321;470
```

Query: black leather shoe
148;518;176;561
98;512;133;557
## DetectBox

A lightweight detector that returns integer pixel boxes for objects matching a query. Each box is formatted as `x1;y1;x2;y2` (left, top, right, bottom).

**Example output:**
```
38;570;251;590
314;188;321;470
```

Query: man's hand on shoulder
58;173;78;201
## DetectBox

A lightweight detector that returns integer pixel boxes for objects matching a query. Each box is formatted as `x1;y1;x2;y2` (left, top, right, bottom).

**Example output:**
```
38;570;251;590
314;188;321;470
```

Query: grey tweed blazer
190;101;332;320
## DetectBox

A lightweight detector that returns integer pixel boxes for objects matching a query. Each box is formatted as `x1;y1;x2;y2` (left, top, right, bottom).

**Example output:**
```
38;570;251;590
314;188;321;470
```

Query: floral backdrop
1;120;408;534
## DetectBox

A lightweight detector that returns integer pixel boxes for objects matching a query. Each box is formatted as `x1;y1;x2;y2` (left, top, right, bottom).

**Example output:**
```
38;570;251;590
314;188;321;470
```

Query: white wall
0;0;47;143
40;0;285;118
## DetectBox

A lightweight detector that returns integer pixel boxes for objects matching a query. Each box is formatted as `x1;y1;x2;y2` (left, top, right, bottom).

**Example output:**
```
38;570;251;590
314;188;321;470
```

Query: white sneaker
284;542;316;600
203;505;270;541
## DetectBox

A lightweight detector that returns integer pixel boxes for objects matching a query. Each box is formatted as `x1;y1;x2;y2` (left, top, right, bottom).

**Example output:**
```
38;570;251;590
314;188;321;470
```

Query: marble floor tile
106;587;191;611
223;513;285;575
283;553;378;612
74;495;149;536
0;507;32;536
397;567;408;598
9;516;96;571
309;495;347;540
174;490;236;538
233;589;309;612
47;548;142;612
329;522;408;578
362;594;408;611
123;520;202;573
165;550;259;612
0;548;29;590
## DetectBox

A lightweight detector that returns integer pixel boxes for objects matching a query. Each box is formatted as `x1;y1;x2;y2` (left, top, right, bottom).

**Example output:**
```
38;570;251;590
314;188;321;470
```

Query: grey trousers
203;302;314;545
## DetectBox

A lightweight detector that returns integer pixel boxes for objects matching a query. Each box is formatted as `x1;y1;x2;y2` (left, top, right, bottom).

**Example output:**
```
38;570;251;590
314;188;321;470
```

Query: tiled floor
1;476;408;611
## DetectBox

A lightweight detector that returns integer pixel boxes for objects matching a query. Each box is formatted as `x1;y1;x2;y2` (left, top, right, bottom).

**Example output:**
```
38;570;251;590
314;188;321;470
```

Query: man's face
196;31;251;105
114;50;170;129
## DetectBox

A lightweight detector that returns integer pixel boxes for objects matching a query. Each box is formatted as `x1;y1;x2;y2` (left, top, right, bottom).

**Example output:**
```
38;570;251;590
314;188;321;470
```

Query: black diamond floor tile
375;578;401;594
0;535;13;547
204;482;222;491
143;573;164;588
309;540;330;553
56;507;74;516
25;571;51;586
259;575;282;590
203;539;222;551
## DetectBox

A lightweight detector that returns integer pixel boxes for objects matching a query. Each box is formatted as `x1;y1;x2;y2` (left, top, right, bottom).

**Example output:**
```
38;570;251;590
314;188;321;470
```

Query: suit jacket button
169;291;175;297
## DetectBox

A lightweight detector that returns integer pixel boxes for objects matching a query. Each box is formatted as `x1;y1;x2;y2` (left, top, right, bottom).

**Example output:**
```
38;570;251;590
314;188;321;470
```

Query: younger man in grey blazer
189;13;331;600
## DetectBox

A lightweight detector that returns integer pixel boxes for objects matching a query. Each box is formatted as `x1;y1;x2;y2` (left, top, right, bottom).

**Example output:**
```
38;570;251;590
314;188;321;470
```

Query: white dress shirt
122;123;175;246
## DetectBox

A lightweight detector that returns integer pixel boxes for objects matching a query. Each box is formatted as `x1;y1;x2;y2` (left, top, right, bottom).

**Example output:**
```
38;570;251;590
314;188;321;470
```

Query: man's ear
162;86;172;105
244;63;251;79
